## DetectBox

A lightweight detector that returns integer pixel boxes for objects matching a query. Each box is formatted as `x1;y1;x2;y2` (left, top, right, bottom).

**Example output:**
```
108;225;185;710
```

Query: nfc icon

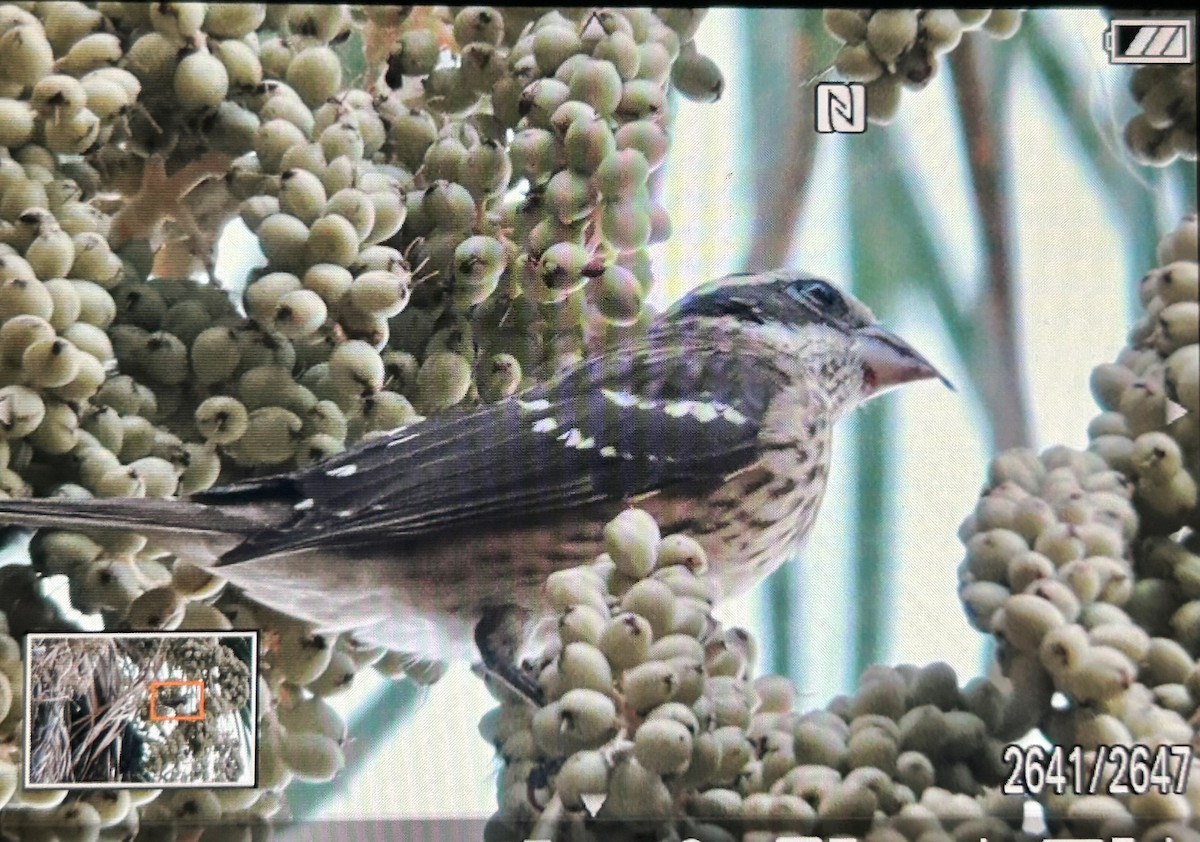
815;82;867;134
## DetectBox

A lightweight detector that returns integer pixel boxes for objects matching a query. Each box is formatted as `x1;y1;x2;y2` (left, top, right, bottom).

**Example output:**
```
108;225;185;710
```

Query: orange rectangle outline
149;679;206;721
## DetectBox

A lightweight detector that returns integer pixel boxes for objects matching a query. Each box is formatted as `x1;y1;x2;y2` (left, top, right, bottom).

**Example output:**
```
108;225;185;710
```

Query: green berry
327;188;377;243
824;9;869;43
594;30;640;81
273;288;329;338
866;10;919;64
478;353;521;402
460;139;512;201
982;9;1023;39
533;25;583;76
558;687;619;746
557;640;613;696
671;44;724;103
256;119;309;174
195;396;250;444
287;45;343;109
454;7;505;47
595;149;650;201
622;659;677;715
0;24;54;86
634;717;693;775
174;49;230;112
306;213;361;268
569;57;624;116
279;168;329;226
359;391;418;432
423;180;476;231
547;566;610;617
328;339;385;399
280;732;344;782
349;270;411;317
836;43;884;83
556;749;609;811
388;28;440;78
615;79;666;121
415;351;473;413
520;78;571;129
31;74;87;119
451;235;507;309
204;3;266;37
190;326;242;385
865;77;903;124
604;507;660;578
228;406;303;466
21;338;82;389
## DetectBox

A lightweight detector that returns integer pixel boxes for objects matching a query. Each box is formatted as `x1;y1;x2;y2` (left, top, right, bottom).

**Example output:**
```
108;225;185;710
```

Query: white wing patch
385;431;421;448
326;464;358;478
601;389;637;408
605;388;749;426
294;498;315;511
532;416;559;433
722;406;749;425
517;397;552;412
557;428;595;449
663;399;720;422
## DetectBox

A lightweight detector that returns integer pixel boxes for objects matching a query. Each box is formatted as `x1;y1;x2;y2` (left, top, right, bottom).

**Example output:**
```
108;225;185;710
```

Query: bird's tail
0;497;276;562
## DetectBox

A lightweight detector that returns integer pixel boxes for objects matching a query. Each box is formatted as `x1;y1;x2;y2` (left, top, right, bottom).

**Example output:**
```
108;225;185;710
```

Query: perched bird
0;270;948;698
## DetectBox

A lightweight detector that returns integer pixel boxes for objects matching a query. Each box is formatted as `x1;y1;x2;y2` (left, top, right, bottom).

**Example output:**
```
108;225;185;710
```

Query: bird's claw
474;605;545;707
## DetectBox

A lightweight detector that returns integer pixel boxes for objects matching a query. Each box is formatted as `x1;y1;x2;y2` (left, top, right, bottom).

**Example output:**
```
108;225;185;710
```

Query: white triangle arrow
580;792;607;816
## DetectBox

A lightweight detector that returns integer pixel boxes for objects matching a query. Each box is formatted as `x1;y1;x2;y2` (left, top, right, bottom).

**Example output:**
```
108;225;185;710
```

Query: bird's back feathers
0;313;812;574
209;320;796;564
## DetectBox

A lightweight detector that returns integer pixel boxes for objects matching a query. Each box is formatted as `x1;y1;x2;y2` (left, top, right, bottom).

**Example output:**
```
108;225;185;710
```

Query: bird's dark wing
204;324;797;563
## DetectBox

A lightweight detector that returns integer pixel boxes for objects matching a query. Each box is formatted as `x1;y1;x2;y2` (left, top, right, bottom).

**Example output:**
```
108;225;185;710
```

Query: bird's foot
474;605;545;707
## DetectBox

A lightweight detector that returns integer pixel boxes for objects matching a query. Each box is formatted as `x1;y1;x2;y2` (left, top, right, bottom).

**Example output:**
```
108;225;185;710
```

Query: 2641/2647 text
1002;743;1192;796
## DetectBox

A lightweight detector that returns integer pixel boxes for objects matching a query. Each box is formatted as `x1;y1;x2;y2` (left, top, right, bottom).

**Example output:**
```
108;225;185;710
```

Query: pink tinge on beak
855;324;954;395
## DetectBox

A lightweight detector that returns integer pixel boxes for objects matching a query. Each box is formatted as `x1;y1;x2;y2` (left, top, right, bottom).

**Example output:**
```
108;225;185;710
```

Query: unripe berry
287;45;343;108
174;50;230;112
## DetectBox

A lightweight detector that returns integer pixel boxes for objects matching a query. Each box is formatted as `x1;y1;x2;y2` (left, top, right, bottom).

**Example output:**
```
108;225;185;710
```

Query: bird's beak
855;324;954;396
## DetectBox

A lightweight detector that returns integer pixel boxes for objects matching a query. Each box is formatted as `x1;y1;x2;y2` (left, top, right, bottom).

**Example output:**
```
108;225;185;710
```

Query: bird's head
665;270;951;416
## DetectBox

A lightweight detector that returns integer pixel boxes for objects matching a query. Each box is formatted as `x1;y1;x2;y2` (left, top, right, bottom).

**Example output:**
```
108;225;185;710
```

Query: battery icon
1104;18;1194;64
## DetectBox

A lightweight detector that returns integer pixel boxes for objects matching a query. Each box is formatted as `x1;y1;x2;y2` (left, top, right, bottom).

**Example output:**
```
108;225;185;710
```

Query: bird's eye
787;279;842;311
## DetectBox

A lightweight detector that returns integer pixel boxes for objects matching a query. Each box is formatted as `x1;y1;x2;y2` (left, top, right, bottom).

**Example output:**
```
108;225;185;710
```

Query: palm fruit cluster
0;5;718;835
0;5;720;831
2;754;157;842
1125;64;1198;167
483;509;1039;842
956;213;1200;840
0;614;21;815
822;9;1024;125
1114;8;1198;167
0;0;722;629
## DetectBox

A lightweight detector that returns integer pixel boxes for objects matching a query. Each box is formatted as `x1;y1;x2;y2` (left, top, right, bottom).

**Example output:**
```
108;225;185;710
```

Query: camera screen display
0;6;1196;842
